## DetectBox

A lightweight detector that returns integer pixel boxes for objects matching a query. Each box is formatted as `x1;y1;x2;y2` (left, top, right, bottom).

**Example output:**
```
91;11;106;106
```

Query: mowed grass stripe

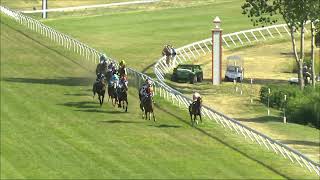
43;0;254;72
0;17;317;179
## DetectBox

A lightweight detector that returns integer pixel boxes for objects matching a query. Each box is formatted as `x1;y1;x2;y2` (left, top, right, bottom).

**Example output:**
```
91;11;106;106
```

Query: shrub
260;84;320;128
260;85;301;108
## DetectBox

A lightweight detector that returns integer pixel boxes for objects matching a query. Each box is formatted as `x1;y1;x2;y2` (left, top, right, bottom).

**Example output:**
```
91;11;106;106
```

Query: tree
309;1;320;88
242;0;319;90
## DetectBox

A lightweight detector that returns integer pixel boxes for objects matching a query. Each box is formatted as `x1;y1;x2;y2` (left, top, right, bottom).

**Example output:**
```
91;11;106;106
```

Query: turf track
1;15;318;179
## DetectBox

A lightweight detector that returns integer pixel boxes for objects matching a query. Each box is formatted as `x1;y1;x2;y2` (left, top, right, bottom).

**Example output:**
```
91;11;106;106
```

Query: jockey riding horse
93;74;106;106
139;78;155;121
116;76;128;112
189;92;202;126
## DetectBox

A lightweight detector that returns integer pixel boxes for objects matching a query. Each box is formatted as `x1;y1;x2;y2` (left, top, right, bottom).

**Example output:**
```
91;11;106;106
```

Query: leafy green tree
242;0;319;90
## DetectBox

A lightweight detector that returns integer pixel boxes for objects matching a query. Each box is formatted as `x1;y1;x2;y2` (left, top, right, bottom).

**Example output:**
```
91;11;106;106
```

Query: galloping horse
189;97;202;126
108;82;118;106
117;83;128;112
140;95;156;121
92;80;106;106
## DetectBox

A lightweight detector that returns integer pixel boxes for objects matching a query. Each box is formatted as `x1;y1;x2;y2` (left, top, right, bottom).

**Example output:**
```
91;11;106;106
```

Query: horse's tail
189;103;193;114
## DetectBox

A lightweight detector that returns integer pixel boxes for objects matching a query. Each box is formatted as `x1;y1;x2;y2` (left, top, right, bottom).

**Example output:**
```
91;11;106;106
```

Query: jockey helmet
100;54;106;61
146;77;152;85
120;60;126;66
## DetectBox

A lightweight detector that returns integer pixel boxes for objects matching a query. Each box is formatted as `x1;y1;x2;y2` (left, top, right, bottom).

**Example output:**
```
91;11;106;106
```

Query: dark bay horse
189;97;202;126
140;95;156;121
93;80;106;106
108;82;118;106
117;83;128;112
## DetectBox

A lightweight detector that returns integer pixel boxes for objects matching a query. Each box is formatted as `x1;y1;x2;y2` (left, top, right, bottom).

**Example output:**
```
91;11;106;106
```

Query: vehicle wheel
190;75;197;84
225;76;229;82
171;74;177;82
198;74;203;82
237;77;241;82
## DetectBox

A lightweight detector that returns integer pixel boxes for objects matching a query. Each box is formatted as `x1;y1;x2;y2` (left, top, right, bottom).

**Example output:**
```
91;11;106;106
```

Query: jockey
139;78;153;103
192;91;201;102
109;71;119;87
118;60;127;78
96;73;105;82
100;54;107;64
107;61;116;73
118;76;128;89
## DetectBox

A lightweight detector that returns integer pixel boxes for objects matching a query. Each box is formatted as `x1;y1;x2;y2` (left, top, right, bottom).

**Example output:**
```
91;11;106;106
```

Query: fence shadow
154;103;290;179
279;140;320;147
236;116;281;123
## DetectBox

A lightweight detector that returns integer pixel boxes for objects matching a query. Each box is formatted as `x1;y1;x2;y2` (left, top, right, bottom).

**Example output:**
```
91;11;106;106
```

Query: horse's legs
148;112;151;121
152;111;156;122
125;100;128;112
98;95;102;106
145;111;148;120
101;95;104;106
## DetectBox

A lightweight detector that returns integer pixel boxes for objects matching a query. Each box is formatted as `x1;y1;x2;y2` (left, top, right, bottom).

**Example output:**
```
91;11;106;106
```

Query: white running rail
1;6;319;176
154;23;311;77
21;0;159;13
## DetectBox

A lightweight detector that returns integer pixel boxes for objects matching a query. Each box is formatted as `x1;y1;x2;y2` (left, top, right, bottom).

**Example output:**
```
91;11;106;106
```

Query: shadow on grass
59;101;97;109
3;77;93;86
279;140;320;147
75;109;124;114
241;78;289;85
149;124;181;128
64;93;90;96
99;120;144;124
154;103;291;179
236;116;281;123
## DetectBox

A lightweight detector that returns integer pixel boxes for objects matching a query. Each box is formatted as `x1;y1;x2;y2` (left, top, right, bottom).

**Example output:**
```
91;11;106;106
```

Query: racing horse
189;97;202;126
92;80;106;106
117;82;128;112
108;82;118;106
140;95;156;121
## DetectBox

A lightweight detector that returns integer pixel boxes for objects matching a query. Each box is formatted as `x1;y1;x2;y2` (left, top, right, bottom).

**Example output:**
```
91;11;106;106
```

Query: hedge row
260;84;320;128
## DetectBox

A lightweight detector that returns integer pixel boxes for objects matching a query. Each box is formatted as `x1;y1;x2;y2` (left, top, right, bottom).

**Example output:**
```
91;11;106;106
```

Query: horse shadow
99;120;144;124
59;101;97;109
149;124;181;128
3;77;93;86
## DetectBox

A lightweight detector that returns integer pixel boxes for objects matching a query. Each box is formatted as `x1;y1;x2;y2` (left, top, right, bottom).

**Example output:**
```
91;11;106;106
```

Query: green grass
42;0;254;73
0;0;130;10
164;39;320;163
1;15;318;179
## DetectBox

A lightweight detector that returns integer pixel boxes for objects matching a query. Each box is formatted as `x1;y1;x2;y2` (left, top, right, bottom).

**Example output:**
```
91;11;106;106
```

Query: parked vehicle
224;55;244;82
171;64;203;84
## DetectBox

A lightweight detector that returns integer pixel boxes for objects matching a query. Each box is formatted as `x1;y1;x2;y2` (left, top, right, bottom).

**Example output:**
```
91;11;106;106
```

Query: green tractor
171;64;203;84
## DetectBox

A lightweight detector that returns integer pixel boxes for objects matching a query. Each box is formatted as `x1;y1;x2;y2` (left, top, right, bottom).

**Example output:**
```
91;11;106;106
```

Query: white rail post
212;16;223;85
42;0;47;19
